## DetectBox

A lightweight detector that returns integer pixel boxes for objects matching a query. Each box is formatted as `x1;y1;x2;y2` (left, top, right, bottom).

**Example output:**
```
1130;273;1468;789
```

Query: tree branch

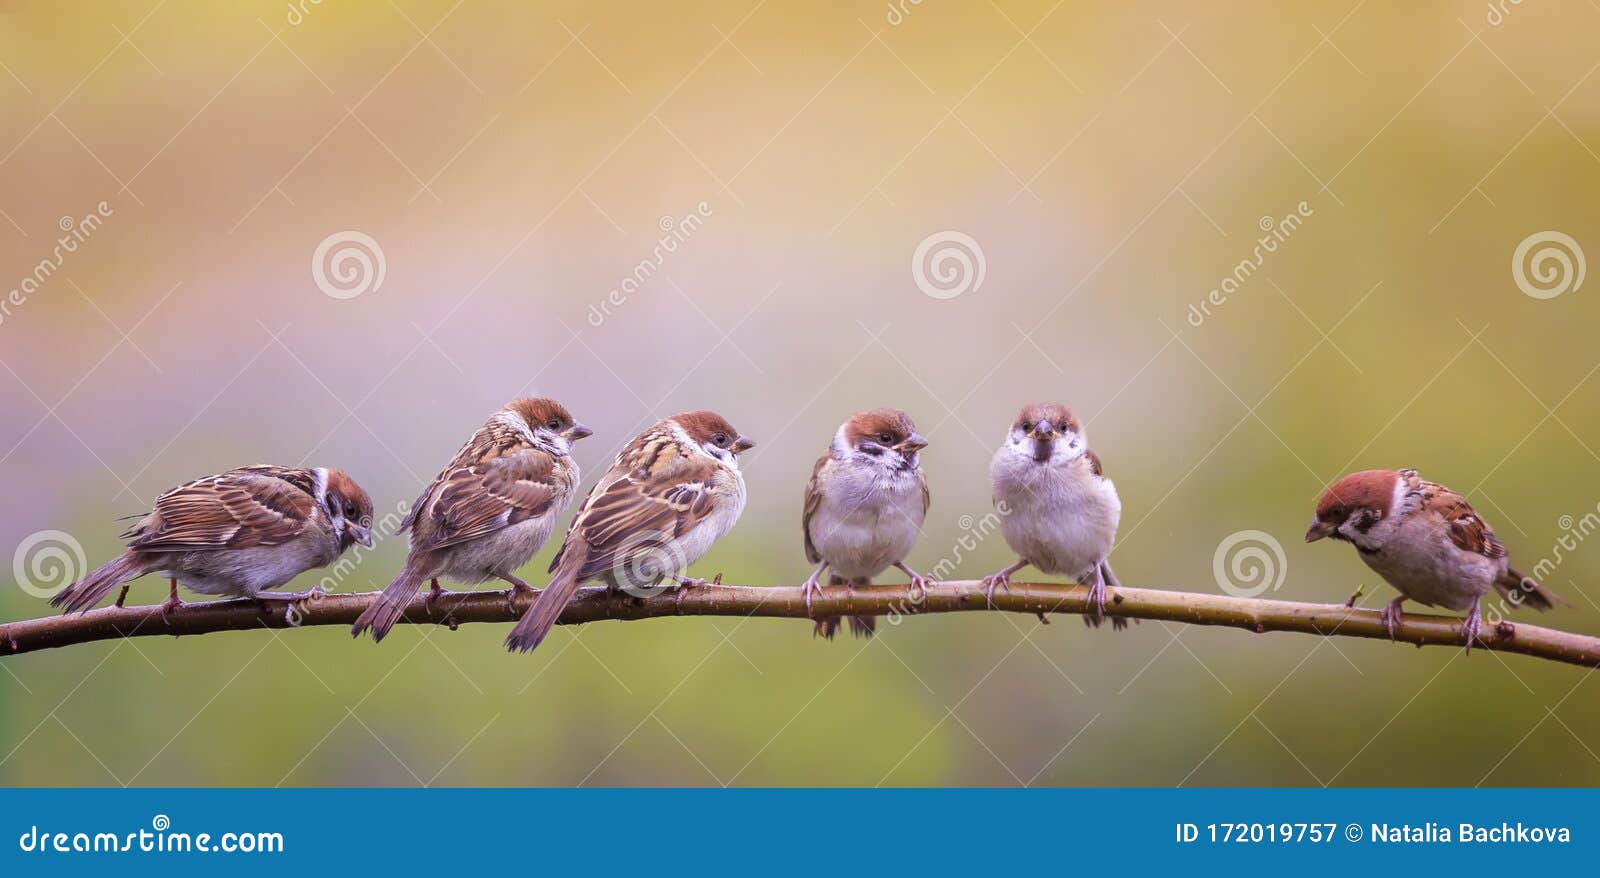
2;581;1597;666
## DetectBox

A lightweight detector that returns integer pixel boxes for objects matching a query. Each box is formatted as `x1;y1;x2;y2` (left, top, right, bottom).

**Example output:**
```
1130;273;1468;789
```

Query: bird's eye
712;432;729;446
1020;422;1032;432
546;419;561;430
878;433;893;444
345;504;355;516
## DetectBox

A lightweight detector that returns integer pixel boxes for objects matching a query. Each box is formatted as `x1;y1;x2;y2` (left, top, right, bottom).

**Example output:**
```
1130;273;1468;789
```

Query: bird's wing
567;445;724;583
1085;448;1106;477
409;450;564;552
1428;485;1508;560
126;467;316;551
800;453;830;564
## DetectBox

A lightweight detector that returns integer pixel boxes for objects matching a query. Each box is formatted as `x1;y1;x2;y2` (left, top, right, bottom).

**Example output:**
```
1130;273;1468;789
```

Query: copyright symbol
1344;823;1362;842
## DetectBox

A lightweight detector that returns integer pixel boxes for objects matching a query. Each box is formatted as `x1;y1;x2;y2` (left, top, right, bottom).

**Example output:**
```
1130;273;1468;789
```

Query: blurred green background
2;0;1599;787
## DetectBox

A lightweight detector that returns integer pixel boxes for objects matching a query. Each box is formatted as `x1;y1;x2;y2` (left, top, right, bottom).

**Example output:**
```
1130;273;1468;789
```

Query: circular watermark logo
14;529;87;599
312;230;386;300
1212;529;1287;598
610;530;689;599
1512;231;1584;300
912;230;986;300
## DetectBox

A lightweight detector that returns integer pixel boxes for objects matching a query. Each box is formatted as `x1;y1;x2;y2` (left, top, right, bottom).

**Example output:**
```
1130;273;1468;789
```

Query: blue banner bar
1;789;1592;874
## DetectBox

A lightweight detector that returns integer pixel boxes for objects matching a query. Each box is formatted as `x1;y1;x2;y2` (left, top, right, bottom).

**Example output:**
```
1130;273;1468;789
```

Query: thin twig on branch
1;581;1597;666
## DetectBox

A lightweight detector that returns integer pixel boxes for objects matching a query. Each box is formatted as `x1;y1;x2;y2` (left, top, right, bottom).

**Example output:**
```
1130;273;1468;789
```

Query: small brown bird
505;410;753;654
1306;468;1563;648
51;465;374;617
984;403;1125;628
800;409;930;639
352;398;591;642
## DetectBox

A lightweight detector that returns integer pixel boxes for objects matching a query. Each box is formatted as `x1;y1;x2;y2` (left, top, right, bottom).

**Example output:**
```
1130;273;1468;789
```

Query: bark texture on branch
2;581;1597;667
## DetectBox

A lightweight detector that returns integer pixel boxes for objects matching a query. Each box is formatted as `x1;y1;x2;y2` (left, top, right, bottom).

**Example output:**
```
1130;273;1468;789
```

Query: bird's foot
159;594;187;625
113;585;131;608
1380;597;1405;641
672;574;715;609
1462;603;1483;654
981;570;1012;609
504;582;535;616
1082;575;1109;629
257;584;328;604
800;574;826;615
907;574;931;604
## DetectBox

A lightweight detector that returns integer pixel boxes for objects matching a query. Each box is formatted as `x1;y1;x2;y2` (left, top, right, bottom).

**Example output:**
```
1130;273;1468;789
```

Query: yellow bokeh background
2;0;1598;786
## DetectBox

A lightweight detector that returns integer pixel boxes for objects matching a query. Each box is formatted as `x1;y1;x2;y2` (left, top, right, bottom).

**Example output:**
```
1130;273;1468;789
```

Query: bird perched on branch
1306;468;1563;649
51;465;374;618
352;398;591;643
984;403;1126;628
800;409;931;639
505;410;754;654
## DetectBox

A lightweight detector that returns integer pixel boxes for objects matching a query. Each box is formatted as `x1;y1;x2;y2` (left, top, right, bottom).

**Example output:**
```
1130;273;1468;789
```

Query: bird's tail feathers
50;552;147;614
352;559;428;642
1496;567;1564;612
505;548;585;654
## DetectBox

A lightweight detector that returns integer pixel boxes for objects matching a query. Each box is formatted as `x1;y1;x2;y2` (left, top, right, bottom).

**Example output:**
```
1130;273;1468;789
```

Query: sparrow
800;409;931;639
505;410;754;654
983;403;1126;628
352;398;591;643
50;465;374;618
1305;468;1563;648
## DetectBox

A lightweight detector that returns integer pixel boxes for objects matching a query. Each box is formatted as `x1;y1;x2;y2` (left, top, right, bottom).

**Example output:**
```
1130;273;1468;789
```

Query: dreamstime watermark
13;529;86;600
18;814;284;855
280;499;410;626
876;503;1014;626
608;529;691;599
1185;201;1314;327
587;202;713;327
285;0;326;26
885;0;927;26
311;230;386;300
1486;0;1525;26
1511;230;1584;300
0;201;114;329
1483;504;1600;626
912;230;985;300
1212;529;1287;598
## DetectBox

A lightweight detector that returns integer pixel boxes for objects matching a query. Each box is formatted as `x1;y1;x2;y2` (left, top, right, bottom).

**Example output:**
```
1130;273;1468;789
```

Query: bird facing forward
984;403;1125;628
800;408;931;639
51;465;374;617
505;410;754;654
1306;468;1563;648
352;398;591;643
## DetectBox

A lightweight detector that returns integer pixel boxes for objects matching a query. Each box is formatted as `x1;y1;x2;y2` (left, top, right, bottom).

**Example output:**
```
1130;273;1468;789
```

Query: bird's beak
897;432;928;453
1028;420;1057;442
567;422;594;441
353;524;374;548
732;435;756;453
1304;520;1330;543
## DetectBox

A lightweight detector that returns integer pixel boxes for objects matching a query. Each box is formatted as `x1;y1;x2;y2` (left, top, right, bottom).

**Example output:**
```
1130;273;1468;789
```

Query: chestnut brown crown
843;408;924;450
1013;403;1080;436
325;469;373;525
673;410;755;453
1314;469;1399;525
508;397;575;432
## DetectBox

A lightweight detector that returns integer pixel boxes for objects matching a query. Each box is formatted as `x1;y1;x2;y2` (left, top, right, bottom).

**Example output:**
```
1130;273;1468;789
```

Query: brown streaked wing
801;453;829;564
1085;449;1105;477
410;451;563;552
1432;487;1507;560
128;469;315;551
570;451;724;582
